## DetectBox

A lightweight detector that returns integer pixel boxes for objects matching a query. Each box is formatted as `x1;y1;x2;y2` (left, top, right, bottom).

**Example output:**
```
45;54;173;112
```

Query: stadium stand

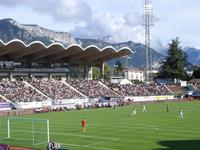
195;82;200;90
0;39;176;112
29;78;84;100
166;84;181;94
188;79;200;90
0;96;6;102
0;79;47;102
69;80;119;98
105;82;172;96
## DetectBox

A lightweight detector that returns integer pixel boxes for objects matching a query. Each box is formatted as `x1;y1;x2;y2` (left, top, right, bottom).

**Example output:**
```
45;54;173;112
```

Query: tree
92;63;111;79
115;60;123;76
103;63;111;80
92;67;101;79
159;38;188;80
192;66;200;78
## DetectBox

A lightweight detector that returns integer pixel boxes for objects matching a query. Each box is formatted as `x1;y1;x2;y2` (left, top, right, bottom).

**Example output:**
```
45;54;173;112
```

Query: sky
0;0;200;52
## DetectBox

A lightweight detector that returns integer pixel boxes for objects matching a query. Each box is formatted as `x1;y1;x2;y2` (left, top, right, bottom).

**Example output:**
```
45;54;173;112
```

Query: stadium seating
0;79;47;102
167;84;181;93
0;96;6;102
29;78;84;100
195;82;200;90
105;82;172;96
69;80;119;98
0;78;173;103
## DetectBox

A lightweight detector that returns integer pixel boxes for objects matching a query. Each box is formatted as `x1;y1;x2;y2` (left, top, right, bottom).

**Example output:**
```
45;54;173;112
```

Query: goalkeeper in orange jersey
81;118;87;132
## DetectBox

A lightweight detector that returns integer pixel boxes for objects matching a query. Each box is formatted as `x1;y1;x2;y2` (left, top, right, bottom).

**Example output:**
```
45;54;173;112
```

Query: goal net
0;117;49;145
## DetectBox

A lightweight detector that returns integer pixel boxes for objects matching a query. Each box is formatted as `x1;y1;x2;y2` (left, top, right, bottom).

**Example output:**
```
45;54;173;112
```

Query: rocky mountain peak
0;18;76;46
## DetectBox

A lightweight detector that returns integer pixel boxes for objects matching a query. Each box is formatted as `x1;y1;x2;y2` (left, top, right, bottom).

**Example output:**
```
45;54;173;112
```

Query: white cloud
0;0;144;43
1;0;200;51
0;0;92;23
0;0;28;6
124;12;142;26
0;0;161;45
72;11;144;43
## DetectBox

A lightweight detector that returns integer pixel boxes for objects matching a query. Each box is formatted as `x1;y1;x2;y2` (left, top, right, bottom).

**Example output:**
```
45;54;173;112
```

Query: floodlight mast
143;0;154;83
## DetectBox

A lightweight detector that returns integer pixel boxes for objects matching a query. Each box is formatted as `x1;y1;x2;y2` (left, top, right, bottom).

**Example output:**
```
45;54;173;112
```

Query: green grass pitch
0;101;200;150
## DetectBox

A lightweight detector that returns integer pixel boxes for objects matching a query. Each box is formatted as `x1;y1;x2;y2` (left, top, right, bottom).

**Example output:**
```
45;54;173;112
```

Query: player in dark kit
166;104;169;112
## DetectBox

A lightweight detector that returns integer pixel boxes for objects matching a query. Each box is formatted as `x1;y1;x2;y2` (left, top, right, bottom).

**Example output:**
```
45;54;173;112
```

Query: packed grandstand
0;77;175;109
0;39;199;114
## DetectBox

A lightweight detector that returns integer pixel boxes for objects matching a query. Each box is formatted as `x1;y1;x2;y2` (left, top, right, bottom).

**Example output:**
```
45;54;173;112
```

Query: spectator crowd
105;82;172;96
29;78;83;100
0;79;47;102
0;78;173;103
69;80;119;98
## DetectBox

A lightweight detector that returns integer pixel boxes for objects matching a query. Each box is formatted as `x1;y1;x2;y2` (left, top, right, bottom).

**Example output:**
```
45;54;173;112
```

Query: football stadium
0;39;199;150
1;0;200;149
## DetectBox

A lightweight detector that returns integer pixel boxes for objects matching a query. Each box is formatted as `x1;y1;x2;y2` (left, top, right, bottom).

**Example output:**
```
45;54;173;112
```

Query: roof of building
0;39;132;66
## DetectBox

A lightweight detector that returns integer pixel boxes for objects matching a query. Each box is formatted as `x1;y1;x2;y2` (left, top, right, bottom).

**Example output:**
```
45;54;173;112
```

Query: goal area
0;117;49;146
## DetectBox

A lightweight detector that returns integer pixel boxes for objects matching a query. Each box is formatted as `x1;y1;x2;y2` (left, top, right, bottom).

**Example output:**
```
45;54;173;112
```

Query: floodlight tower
142;0;154;83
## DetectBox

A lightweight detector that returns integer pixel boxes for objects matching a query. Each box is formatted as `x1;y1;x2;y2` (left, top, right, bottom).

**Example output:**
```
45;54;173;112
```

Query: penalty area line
62;142;119;150
90;123;158;130
86;141;105;146
50;131;119;141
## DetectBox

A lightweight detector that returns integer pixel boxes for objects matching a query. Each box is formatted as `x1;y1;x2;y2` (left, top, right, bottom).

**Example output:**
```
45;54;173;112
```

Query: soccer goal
0;117;49;145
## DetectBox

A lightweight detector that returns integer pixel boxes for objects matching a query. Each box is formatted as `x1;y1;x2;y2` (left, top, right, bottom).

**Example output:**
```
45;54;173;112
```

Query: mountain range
76;38;163;67
183;47;200;65
0;18;199;67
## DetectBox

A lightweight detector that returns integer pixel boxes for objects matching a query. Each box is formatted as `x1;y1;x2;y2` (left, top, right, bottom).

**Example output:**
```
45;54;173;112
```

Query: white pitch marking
90;123;158;130
50;131;119;141
62;142;119;150
51;122;158;129
86;141;105;146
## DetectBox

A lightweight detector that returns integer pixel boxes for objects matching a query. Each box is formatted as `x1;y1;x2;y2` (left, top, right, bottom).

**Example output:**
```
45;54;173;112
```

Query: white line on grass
85;141;105;146
50;131;119;141
51;122;80;126
90;123;157;130
4;137;45;146
96;122;158;128
51;122;158;129
62;142;118;150
9;129;119;141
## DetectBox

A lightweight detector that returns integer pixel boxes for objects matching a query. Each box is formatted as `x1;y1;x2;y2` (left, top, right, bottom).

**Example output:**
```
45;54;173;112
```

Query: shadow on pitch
156;140;200;150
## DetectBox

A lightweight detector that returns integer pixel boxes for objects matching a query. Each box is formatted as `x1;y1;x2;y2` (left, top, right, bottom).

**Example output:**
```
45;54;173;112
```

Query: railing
0;68;69;73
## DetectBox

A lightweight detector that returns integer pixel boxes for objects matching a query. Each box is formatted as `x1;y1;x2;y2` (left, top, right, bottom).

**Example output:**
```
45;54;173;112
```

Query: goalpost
0;117;49;145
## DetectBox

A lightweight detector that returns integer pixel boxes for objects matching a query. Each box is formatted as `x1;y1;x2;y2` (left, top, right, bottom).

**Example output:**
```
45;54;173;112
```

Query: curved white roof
0;39;133;65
